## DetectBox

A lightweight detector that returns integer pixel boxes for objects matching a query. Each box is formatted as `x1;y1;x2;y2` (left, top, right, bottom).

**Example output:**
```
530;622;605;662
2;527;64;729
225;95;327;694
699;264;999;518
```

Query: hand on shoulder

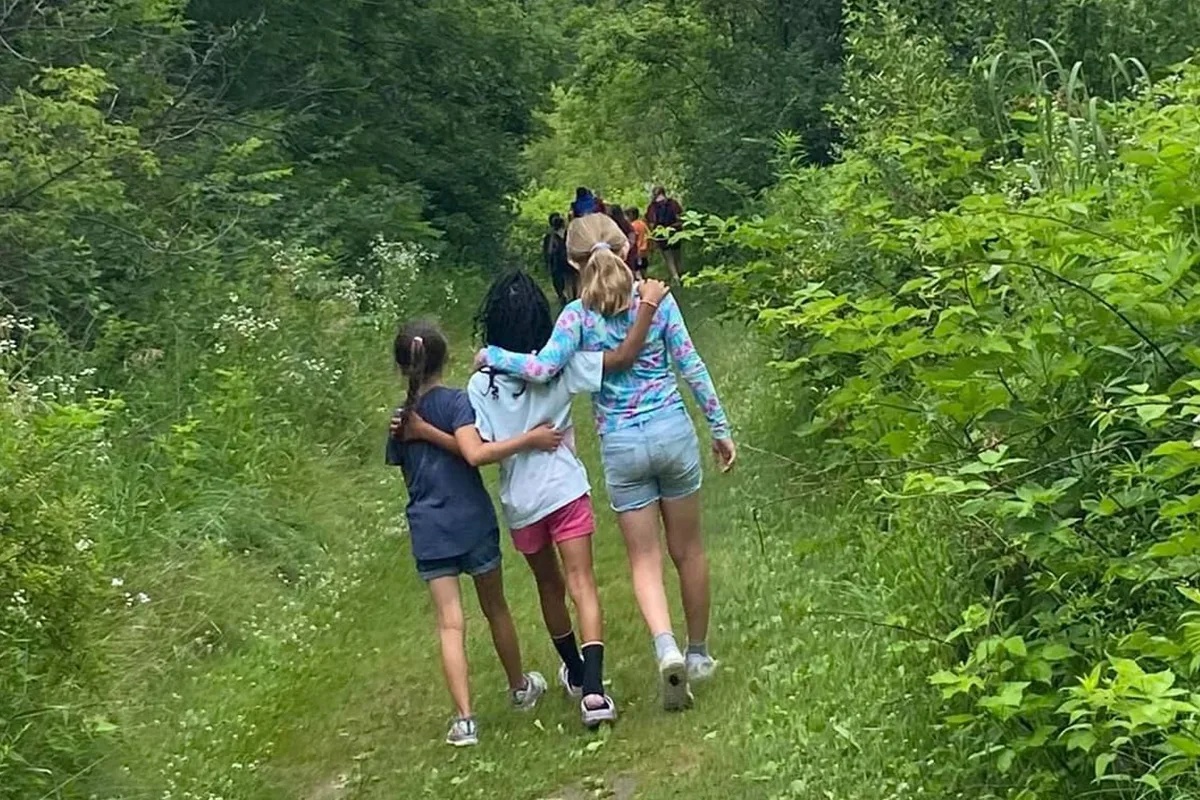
637;279;671;306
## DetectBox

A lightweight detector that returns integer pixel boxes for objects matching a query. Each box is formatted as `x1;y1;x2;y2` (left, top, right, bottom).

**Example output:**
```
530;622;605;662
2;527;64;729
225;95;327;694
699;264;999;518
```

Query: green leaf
1040;643;1077;662
1003;636;1027;657
1065;728;1097;753
1151;441;1193;457
1137;404;1172;424
1095;752;1117;780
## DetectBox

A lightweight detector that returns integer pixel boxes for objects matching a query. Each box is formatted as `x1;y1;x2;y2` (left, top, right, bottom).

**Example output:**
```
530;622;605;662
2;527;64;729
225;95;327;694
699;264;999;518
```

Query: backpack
653;198;680;228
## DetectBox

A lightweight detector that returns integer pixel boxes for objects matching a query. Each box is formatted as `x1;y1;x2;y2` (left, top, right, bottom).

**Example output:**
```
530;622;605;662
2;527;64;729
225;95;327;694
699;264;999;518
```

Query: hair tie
412;336;423;345
590;242;612;253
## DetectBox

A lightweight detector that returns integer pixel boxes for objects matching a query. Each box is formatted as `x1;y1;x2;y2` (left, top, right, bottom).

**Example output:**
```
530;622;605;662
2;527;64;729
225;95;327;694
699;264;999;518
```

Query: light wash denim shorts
600;408;702;513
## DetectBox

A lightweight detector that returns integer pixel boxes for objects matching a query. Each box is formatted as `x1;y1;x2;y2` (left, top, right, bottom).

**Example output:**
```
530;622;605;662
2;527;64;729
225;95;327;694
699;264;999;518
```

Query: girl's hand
712;438;737;472
393;411;433;442
525;423;565;452
638;279;671;306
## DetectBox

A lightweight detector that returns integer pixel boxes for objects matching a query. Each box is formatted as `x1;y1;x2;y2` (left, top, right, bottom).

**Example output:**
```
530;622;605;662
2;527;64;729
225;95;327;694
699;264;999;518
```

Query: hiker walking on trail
387;323;554;746
646;186;685;284
409;272;669;728
569;186;597;220
628;207;650;280
477;214;736;714
606;205;642;279
542;213;575;306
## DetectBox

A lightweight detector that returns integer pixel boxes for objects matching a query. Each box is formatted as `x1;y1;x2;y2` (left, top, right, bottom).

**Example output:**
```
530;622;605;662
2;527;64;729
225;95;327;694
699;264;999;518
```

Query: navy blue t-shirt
385;386;498;561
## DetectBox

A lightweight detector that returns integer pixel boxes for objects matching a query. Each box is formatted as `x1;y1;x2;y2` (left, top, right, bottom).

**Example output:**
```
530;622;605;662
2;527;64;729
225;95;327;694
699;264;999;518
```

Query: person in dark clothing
646;186;685;284
607;205;642;279
542;212;576;307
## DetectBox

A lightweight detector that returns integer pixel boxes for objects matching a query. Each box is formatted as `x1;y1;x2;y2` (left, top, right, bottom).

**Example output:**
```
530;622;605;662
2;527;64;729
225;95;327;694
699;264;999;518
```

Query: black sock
553;630;584;688
581;642;604;698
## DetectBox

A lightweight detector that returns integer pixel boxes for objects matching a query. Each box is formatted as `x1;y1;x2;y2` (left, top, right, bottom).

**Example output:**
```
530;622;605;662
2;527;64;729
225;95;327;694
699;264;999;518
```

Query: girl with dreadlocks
406;272;669;728
476;214;735;714
386;320;566;746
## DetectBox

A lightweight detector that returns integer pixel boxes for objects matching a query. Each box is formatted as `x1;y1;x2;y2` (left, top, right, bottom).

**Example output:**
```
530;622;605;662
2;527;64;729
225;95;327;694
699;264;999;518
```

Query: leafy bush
694;5;1200;795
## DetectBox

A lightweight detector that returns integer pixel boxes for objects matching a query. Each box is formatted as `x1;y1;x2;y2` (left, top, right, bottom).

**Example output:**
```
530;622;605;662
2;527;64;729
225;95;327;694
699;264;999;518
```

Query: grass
81;287;965;800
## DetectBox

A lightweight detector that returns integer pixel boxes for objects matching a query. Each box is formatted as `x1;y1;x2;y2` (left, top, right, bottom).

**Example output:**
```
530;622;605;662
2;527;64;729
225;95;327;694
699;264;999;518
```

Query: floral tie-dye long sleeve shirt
479;291;731;440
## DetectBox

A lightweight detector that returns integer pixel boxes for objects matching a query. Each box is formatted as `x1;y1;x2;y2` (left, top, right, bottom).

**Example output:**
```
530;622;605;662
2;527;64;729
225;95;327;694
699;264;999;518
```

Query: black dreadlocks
474;271;555;400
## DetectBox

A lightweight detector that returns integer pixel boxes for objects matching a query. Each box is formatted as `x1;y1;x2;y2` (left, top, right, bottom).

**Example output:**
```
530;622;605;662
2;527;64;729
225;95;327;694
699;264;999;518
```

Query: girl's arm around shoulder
478;303;585;383
602;280;671;373
395;392;565;467
452;423;563;467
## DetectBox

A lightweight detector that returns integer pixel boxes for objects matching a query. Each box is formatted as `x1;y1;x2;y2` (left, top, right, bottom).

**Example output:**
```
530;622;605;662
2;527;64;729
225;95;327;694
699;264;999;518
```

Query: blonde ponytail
566;214;633;316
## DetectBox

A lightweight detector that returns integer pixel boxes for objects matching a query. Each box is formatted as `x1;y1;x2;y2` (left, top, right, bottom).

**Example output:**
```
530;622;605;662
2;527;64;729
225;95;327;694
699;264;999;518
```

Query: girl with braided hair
386;321;565;746
477;213;736;714
406;272;670;728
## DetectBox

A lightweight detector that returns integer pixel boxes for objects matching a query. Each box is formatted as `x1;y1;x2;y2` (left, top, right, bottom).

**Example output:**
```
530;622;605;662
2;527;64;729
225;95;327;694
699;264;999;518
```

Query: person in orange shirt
627;207;651;280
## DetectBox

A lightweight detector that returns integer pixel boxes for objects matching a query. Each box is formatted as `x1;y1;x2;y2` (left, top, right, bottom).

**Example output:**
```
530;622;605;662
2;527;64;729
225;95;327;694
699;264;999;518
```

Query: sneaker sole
446;737;478;747
660;658;690;712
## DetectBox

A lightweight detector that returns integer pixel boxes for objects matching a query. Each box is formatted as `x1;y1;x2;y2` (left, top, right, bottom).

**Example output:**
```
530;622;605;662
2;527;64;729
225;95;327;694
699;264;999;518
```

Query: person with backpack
646;186;685;284
542;213;575;306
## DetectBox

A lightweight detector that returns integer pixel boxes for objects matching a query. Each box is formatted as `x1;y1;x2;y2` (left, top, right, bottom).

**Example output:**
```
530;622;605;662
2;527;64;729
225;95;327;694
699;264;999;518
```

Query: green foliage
518;0;842;215
694;3;1200;793
188;0;555;258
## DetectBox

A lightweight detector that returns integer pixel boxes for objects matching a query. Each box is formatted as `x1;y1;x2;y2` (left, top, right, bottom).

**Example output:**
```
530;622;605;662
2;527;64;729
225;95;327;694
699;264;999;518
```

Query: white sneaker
511;671;547;711
658;651;691;712
559;662;583;699
445;716;478;747
581;694;618;728
687;653;719;683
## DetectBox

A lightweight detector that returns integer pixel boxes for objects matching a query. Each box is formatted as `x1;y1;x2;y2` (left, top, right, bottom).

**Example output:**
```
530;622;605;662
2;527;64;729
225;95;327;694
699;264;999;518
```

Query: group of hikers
543;185;686;307
387;188;731;747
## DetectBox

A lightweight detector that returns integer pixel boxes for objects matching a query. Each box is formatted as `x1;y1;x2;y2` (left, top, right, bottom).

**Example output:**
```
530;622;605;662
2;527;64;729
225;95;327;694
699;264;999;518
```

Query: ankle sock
653;631;680;662
552;630;584;687
581;641;605;698
687;641;709;659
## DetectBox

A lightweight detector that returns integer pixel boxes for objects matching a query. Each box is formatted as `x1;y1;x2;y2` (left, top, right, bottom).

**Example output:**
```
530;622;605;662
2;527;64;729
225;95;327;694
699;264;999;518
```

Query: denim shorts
415;530;502;582
600;408;702;513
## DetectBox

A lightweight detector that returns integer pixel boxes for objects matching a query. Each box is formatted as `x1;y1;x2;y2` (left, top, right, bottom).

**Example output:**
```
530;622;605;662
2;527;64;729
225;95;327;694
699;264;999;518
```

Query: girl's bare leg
557;536;603;643
523;547;573;637
616;503;672;636
471;566;525;691
428;576;471;717
662;492;709;646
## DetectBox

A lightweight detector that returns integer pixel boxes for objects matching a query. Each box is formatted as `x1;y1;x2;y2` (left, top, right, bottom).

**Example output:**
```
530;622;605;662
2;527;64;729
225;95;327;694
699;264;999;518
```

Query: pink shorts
510;494;595;555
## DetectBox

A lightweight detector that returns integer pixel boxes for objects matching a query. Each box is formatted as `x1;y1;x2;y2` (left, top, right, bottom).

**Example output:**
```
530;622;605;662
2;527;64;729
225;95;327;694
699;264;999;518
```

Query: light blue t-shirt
467;352;603;529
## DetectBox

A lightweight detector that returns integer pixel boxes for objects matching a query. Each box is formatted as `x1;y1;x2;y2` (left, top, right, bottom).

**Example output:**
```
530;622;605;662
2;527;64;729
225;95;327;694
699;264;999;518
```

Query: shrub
693;9;1200;794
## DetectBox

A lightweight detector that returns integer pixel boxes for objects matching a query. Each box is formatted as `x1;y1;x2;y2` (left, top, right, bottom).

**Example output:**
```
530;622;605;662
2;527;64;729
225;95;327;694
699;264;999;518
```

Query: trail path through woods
97;290;944;800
